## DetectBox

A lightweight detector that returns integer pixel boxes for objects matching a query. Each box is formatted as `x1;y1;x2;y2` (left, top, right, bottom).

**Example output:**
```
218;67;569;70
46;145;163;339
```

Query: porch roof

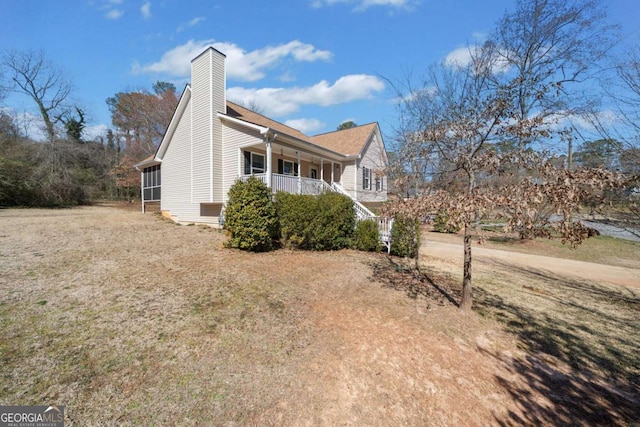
226;101;309;142
134;154;161;170
224;101;378;160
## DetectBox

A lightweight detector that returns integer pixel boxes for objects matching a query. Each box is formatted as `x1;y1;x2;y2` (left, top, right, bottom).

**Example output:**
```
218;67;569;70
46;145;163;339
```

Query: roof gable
310;123;379;157
155;85;191;160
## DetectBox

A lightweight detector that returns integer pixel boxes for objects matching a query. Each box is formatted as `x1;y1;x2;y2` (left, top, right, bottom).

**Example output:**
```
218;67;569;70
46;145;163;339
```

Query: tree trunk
460;222;473;311
567;137;573;170
460;166;475;311
414;221;421;273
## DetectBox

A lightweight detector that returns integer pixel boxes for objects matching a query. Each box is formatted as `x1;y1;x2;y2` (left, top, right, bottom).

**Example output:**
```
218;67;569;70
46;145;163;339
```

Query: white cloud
311;0;413;10
141;1;151;19
444;46;474;68
133;39;333;81
4;110;47;141
177;17;205;32
544;109;621;135
105;9;124;19
227;74;385;117
284;118;326;134
444;44;511;74
84;124;110;142
97;0;123;19
278;72;296;83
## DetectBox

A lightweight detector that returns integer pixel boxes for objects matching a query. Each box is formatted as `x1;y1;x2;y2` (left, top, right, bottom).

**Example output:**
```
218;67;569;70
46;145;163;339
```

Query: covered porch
238;137;344;196
240;173;333;195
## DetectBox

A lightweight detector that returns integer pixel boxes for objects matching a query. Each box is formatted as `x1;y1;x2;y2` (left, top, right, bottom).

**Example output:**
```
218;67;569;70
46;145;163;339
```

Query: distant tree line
0;49;178;207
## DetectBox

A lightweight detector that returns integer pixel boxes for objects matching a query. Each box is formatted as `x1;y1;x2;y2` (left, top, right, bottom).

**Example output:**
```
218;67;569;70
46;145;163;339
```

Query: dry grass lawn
0;206;638;426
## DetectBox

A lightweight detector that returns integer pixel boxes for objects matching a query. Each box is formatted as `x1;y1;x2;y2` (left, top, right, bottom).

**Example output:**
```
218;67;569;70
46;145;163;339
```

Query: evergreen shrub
224;177;278;252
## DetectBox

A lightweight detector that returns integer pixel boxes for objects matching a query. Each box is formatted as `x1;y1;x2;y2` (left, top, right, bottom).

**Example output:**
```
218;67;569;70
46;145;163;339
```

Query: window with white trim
362;166;371;190
244;151;265;175
283;160;295;175
375;175;382;191
277;159;298;176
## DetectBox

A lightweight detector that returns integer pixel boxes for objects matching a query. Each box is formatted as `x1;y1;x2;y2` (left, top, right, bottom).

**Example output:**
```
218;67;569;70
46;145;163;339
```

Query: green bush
433;210;461;233
274;192;316;248
353;219;381;252
390;215;420;258
224;177;279;252
275;191;355;250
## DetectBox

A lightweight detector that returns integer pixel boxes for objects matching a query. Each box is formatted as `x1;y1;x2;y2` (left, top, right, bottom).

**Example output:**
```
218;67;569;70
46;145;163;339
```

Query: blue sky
1;0;639;145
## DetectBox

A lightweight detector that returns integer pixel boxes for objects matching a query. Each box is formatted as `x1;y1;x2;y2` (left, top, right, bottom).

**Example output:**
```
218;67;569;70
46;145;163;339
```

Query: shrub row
275;191;355;250
224;177;418;257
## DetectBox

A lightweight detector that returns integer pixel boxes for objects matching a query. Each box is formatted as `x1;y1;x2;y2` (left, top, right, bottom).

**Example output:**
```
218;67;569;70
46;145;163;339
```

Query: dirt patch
0;207;638;426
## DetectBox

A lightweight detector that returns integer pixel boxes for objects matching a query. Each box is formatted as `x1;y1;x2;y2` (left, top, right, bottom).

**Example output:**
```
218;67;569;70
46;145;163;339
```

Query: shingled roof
225;101;378;158
225;101;310;142
310;123;378;156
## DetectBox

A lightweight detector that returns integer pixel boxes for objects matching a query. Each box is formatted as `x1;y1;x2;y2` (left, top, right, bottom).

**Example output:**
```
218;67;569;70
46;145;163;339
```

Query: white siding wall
190;48;226;203
212;50;226;202
161;97;201;221
356;133;388;203
221;121;263;201
160;98;223;226
341;160;357;199
191;49;213;202
159;47;227;226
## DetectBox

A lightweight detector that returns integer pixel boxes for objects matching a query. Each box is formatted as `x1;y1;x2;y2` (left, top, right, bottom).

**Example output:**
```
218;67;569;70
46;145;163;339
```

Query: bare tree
2;50;73;143
389;54;546;311
106;81;178;199
0;67;7;105
588;47;640;167
490;0;618;151
386;0;623;311
107;81;178;158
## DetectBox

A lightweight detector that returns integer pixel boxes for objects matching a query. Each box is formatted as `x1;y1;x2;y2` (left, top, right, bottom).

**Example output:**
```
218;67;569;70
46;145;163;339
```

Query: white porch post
297;151;302;194
331;161;334;184
266;139;272;189
140;170;144;213
320;158;324;182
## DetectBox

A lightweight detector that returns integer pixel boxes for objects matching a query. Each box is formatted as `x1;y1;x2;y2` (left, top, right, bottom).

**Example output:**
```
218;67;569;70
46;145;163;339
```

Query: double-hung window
375;175;382;191
362;166;371;190
244;151;265;175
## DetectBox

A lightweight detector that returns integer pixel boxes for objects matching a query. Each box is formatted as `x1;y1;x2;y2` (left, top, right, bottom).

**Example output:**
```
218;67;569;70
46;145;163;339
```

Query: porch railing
330;182;376;220
238;174;393;252
239;173;331;196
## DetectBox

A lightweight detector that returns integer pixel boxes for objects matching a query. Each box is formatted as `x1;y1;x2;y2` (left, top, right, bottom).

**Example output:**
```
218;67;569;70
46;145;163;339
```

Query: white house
135;47;389;227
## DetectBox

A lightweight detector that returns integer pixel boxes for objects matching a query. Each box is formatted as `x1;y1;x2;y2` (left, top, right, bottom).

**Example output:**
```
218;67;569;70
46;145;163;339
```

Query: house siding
190;49;212;203
212;51;226;202
221;121;264;201
357;133;388;203
190;48;226;203
341;160;357;199
159;86;222;226
161;96;201;222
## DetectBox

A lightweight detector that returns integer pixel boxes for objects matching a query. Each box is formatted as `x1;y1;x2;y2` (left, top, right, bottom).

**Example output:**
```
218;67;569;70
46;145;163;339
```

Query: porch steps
329;183;393;253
